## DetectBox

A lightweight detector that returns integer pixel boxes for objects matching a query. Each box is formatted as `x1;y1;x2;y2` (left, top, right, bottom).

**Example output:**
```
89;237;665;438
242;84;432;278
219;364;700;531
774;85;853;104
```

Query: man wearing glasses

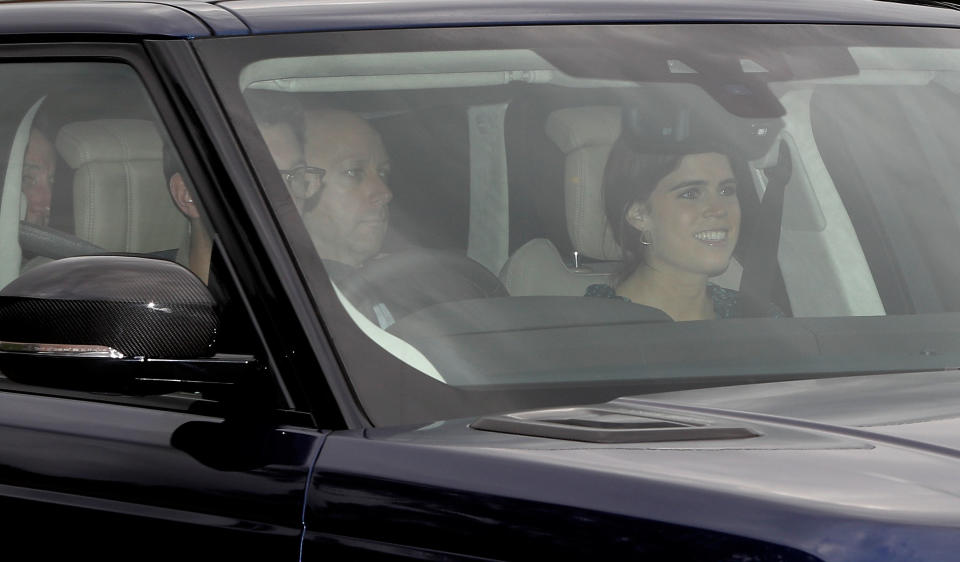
301;108;393;270
251;93;325;214
257;101;394;273
165;95;315;282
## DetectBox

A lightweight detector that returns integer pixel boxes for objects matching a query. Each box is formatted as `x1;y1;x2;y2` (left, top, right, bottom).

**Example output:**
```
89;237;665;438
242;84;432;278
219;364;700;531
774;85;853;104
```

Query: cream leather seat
56;119;187;256
500;105;741;296
499;106;621;296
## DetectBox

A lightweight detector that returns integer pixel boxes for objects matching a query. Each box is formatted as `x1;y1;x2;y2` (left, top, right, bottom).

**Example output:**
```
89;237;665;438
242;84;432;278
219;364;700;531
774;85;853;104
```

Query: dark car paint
308;371;960;559
0;0;960;560
168;0;251;36
3;0;960;38
0;2;213;37
0;387;325;557
217;0;960;34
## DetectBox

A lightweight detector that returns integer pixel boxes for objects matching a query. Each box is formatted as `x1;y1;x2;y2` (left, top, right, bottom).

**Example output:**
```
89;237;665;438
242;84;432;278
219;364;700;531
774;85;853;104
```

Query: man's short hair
245;90;305;144
161;92;305;184
31;111;52;141
161;139;182;184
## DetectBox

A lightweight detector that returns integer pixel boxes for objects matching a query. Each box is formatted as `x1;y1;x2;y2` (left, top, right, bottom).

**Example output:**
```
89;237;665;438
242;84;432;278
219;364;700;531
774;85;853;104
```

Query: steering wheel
19;220;106;259
336;248;509;325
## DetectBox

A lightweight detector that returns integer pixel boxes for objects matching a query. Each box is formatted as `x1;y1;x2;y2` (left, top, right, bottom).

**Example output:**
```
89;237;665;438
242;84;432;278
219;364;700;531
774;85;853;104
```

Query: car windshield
200;24;960;424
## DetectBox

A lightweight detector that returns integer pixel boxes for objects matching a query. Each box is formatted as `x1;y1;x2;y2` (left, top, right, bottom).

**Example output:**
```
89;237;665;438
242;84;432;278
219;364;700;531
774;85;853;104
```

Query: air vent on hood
471;407;760;443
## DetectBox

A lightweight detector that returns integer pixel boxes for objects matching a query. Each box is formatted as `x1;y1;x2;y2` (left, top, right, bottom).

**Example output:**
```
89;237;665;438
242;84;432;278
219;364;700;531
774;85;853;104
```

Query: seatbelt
466;103;510;275
736;139;791;317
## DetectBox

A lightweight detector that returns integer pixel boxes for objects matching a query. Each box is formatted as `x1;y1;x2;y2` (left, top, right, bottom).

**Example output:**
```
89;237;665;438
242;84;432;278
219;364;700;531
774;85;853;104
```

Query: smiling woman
585;131;765;321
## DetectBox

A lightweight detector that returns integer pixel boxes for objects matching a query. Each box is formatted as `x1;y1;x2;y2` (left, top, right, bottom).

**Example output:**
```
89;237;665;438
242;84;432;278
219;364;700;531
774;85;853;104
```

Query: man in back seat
21;127;56;227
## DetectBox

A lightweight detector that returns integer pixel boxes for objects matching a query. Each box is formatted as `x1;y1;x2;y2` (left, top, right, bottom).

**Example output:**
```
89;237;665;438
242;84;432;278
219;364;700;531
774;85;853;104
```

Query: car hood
633;369;960;451
339;370;960;560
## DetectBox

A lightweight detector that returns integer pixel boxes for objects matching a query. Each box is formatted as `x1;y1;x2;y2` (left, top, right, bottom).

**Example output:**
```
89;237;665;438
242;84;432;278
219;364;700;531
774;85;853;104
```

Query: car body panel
3;1;958;39
218;0;960;34
0;2;213;37
0;387;325;555
168;1;251;36
2;0;960;560
307;371;960;560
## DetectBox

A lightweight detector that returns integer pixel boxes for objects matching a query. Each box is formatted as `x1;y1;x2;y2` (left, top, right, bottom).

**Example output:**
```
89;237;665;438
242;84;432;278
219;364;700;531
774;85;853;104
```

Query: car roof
217;0;960;35
0;0;958;38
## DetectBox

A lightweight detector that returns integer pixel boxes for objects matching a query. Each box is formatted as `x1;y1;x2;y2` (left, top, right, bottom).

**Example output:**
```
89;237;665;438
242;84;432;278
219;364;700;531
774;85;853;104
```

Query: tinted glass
0;60;259;408
201;25;960;424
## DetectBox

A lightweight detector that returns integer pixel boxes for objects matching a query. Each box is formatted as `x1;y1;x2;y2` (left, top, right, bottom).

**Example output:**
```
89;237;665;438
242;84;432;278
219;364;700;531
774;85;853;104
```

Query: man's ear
169;172;200;220
625;201;649;231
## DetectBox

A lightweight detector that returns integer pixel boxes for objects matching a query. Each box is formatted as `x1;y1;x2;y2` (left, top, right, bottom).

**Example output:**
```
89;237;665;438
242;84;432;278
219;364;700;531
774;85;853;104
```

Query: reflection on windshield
210;24;960;422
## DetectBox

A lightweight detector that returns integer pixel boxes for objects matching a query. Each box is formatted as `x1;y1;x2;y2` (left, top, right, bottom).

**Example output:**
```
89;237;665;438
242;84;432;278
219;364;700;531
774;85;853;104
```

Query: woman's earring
639;230;653;246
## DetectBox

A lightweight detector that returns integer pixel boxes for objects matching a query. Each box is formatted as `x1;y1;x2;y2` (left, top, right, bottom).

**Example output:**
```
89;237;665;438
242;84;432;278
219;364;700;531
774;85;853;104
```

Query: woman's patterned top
584;283;782;319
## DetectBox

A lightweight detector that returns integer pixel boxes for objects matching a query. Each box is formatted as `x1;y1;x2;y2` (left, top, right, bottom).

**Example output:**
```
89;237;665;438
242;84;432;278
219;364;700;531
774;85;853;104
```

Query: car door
0;41;330;559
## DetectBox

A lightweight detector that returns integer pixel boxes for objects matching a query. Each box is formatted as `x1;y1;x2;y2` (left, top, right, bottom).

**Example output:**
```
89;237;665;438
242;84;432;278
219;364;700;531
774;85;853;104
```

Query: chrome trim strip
0;341;124;359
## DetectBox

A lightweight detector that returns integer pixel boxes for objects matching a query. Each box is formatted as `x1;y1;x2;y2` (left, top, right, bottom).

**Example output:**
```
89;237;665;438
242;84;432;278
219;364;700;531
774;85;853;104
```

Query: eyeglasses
278;165;326;196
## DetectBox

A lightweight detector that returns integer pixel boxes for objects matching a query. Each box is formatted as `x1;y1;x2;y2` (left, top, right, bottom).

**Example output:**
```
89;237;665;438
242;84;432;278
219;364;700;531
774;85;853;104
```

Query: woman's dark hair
601;134;742;284
602;138;682;283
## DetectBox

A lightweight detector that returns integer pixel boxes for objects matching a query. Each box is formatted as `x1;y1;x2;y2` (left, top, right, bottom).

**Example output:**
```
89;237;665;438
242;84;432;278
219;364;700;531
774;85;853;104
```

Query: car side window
0;59;266;409
0;62;207;283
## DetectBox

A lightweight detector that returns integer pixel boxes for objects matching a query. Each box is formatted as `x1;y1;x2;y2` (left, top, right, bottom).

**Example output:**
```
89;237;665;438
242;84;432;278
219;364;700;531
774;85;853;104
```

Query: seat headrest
56;118;187;255
545;105;622;154
545;106;622;260
57;119;163;169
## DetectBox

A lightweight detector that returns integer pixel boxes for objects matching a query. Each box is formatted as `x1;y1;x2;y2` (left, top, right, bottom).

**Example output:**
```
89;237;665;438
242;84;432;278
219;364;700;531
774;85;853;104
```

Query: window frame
0;39;338;427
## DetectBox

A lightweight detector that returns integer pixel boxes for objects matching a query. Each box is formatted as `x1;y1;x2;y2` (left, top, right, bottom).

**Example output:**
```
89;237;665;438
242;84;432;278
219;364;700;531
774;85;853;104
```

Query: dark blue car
1;0;960;559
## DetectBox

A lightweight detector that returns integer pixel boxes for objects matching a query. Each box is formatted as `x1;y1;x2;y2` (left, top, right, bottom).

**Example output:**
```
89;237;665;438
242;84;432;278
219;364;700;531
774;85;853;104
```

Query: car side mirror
0;255;255;395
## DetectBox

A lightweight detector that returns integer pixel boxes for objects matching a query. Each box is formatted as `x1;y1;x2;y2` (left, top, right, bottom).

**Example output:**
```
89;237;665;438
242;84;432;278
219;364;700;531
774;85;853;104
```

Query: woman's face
628;152;740;279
